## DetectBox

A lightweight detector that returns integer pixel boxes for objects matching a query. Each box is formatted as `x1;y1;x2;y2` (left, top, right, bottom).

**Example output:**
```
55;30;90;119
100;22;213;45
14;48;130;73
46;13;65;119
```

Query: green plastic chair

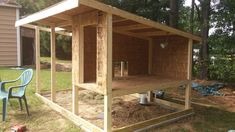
0;69;33;121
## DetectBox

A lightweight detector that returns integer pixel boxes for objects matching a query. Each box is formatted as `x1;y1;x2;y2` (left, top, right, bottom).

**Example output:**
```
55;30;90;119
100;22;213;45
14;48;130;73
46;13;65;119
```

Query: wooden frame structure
16;0;201;131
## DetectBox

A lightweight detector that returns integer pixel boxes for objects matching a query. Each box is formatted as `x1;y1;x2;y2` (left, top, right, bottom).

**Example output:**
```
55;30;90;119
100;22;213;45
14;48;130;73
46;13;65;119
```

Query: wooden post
72;16;84;115
120;61;125;77
148;39;153;75
147;39;153;102
97;12;113;132
185;39;193;109
35;26;40;94
51;25;56;102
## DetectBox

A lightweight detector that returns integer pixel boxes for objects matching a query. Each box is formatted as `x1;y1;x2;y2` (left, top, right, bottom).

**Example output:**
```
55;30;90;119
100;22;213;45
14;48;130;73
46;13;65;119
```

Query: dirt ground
42;79;235;131
43;90;176;129
168;80;235;112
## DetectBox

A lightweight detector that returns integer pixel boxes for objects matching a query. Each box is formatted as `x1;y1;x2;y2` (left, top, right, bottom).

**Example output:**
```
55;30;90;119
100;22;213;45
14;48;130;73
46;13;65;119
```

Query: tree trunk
190;0;195;33
169;0;179;28
199;0;211;79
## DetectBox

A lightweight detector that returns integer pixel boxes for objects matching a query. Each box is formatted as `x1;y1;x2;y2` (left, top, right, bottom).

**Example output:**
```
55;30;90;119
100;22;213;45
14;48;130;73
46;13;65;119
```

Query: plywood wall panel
152;36;188;79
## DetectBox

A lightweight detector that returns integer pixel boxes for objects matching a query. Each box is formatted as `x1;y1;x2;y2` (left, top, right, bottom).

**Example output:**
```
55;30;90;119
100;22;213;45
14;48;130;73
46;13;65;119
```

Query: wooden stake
51;24;56;102
35;26;40;94
120;61;125;77
185;39;193;109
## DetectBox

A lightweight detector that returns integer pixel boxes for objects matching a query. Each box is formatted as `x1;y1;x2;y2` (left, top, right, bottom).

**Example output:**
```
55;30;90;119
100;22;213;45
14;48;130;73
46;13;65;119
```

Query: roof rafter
137;31;173;37
79;0;201;41
114;24;151;31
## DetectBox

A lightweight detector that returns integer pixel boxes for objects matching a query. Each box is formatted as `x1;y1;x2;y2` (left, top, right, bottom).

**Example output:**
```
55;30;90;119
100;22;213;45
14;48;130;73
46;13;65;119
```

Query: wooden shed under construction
16;0;201;131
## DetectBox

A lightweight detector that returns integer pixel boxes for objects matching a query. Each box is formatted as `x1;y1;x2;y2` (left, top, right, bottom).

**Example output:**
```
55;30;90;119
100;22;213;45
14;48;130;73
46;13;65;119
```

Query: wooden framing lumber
35;26;40;94
56;21;72;27
147;39;153;102
96;11;113;94
114;24;150;31
113;80;190;97
79;0;202;41
113;109;193;132
15;0;79;26
50;25;56;102
113;29;149;40
185;39;193;109
53;14;72;21
71;15;84;115
96;12;113;132
80;10;98;26
76;83;103;95
148;39;153;74
120;61;125;77
22;24;72;36
154;98;184;110
113;18;128;23
138;31;172;36
35;93;103;132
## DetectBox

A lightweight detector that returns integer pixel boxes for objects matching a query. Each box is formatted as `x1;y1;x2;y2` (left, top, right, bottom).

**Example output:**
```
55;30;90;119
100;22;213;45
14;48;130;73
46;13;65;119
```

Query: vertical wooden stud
51;25;56;102
120;61;125;77
185;39;193;109
97;12;113;132
147;39;153;102
148;39;153;75
35;26;40;94
72;15;84;115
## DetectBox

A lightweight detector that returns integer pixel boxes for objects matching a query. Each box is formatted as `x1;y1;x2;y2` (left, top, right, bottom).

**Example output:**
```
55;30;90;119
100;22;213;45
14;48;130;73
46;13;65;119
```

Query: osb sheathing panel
152;36;188;80
84;26;149;82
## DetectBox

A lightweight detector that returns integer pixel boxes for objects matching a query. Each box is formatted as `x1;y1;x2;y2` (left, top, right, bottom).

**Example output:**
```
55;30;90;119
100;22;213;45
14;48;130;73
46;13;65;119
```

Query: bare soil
42;90;175;129
168;79;235;112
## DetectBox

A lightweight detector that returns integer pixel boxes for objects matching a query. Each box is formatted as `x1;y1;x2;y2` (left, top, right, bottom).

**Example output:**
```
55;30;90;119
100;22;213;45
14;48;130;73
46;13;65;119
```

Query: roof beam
113;18;128;23
15;0;79;27
80;0;202;41
113;29;149;40
56;21;72;27
22;24;72;36
138;31;173;36
53;14;73;21
114;24;151;31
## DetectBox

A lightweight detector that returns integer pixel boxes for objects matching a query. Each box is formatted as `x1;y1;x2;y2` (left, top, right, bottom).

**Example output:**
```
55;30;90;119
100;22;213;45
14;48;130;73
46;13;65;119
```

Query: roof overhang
15;0;79;27
15;0;202;42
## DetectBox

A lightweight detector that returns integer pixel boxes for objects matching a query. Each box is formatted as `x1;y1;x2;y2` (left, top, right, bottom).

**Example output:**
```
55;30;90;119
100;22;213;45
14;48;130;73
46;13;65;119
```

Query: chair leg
23;96;29;116
19;98;23;111
2;98;7;121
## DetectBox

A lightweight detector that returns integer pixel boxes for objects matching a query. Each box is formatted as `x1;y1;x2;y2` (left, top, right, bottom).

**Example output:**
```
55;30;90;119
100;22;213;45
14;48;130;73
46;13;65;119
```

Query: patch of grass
0;67;80;132
193;107;235;132
40;57;71;64
1;67;235;131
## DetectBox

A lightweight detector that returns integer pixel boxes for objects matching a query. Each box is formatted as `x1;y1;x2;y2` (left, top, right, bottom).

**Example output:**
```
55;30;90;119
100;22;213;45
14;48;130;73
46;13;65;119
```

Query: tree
190;0;195;33
169;0;179;28
197;0;211;79
208;0;235;82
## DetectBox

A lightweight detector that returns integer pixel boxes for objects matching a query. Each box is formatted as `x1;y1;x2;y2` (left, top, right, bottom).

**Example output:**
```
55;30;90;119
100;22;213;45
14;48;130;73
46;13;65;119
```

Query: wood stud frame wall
28;0;201;131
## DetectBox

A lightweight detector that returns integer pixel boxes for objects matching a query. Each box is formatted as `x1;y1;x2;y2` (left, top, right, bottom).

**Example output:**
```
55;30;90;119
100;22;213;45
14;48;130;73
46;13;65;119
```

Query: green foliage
206;0;235;82
40;31;50;57
16;0;62;16
100;0;183;24
208;33;235;82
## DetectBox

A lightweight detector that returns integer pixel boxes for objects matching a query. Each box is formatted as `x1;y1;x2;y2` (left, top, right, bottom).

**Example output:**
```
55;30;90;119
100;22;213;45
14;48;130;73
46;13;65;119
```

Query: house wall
152;36;188;80
84;26;149;82
0;6;18;66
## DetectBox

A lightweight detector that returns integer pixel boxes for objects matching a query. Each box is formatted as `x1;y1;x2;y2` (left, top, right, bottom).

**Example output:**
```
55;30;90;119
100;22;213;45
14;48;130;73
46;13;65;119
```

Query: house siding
0;6;18;66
